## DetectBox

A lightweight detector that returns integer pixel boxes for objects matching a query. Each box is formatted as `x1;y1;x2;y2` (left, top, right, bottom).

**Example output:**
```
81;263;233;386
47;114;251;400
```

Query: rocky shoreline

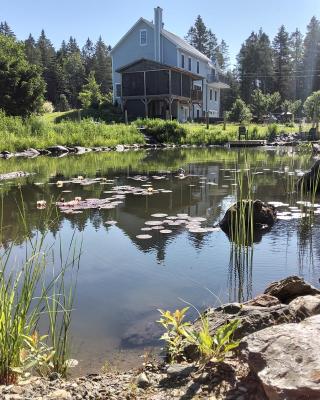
2;276;320;400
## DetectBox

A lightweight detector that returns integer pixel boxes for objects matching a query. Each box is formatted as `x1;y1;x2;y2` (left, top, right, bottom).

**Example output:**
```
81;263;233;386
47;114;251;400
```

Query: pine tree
93;36;112;94
216;39;230;71
82;38;95;74
0;21;15;38
62;51;86;107
66;36;80;54
302;17;320;98
24;34;41;65
237;29;274;102
185;16;209;56
273;25;293;99
290;29;304;99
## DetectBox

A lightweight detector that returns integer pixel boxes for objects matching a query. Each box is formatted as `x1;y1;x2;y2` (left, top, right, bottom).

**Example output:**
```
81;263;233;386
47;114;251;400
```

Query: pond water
1;147;320;373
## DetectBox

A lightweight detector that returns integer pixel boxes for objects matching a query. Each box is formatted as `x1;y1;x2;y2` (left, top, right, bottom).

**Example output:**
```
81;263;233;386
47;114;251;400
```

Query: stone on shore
241;315;320;400
264;275;320;303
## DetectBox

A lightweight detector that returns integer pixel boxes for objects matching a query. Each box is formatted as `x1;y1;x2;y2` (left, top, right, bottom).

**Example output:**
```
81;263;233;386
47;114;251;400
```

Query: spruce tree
0;21;15;38
24;34;41;65
290;29;304;99
93;36;112;94
185;16;209;56
273;25;293;99
216;39;230;71
82;38;95;74
302;17;320;98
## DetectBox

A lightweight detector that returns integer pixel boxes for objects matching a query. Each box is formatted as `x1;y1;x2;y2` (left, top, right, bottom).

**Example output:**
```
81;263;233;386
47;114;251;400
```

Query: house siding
112;20;155;102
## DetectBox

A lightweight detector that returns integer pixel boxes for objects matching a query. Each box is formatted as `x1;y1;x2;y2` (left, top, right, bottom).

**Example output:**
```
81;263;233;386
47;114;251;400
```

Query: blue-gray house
111;7;229;121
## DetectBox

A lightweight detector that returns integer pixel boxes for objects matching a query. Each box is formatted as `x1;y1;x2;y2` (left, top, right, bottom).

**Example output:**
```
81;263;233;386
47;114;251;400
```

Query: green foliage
303;91;320;121
158;307;240;364
267;123;279;141
227;98;252;123
281;99;302;115
135;118;187;143
0;35;45;116
79;71;103;109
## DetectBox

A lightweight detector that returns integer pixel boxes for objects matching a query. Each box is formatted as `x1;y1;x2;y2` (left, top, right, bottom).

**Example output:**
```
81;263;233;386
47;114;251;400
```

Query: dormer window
140;29;147;46
181;54;185;69
188;57;192;71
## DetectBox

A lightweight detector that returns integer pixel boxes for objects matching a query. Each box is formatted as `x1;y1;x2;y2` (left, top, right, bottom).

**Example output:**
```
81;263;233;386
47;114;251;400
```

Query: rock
116;145;125;152
289;295;320;319
297;160;320;192
74;146;91;154
136;372;150;388
46;389;72;399
219;199;276;238
15;148;40;158
166;363;196;378
0;171;31;181
243;294;280;308
241;315;320;400
264;276;320;304
46;145;69;154
48;371;61;381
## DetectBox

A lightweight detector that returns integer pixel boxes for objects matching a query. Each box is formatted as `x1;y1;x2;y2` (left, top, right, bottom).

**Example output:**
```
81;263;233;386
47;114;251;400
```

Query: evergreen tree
79;71;103;109
82;38;95;74
185;15;209;56
0;35;45;116
62;51;86;107
24;34;41;65
237;29;274;102
36;30;58;103
302;17;320;98
216;39;230;71
66;36;80;54
273;25;293;99
290;29;304;99
93;36;112;94
220;69;240;113
0;21;15;38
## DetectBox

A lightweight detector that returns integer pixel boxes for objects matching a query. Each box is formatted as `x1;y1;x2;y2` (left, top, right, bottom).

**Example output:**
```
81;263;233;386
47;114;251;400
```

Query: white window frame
140;29;147;46
209;89;213;101
196;60;200;74
181;53;185;69
188;57;192;71
115;83;121;98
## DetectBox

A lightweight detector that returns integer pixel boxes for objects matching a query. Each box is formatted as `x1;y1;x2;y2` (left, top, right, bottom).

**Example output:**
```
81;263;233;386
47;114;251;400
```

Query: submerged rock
219;199;276;237
0;171;31;181
264;275;320;304
241;315;320;400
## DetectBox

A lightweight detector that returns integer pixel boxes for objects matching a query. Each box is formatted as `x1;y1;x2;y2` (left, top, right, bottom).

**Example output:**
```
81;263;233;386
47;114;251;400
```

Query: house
111;7;229;122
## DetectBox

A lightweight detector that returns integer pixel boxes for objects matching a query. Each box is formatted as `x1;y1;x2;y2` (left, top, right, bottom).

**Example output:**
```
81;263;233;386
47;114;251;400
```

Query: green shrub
135;118;187;143
267;123;279;141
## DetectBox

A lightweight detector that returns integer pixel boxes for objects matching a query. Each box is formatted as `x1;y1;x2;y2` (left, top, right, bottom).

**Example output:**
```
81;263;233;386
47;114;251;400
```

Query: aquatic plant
0;204;80;384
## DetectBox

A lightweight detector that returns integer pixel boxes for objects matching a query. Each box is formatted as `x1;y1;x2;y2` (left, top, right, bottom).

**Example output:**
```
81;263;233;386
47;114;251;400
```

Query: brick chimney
154;6;163;62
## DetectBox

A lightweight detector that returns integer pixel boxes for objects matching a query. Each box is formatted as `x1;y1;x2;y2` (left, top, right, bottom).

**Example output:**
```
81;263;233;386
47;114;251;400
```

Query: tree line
186;15;320;117
0;21;112;114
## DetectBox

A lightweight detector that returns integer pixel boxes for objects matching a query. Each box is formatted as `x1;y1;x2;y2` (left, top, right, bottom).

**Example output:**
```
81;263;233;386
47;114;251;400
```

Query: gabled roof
110;16;212;64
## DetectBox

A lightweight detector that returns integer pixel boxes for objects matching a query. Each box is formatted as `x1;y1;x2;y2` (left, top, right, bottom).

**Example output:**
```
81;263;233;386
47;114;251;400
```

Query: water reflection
0;147;320;371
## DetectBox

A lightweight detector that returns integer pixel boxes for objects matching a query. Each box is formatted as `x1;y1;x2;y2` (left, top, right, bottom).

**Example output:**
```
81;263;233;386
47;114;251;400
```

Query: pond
0;147;319;374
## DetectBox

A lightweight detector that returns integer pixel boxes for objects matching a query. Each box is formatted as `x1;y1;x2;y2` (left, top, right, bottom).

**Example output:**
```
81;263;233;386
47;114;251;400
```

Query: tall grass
0;202;80;384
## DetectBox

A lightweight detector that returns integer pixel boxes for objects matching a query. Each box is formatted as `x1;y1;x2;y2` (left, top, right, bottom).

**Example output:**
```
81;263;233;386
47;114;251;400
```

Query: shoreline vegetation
0;110;314;154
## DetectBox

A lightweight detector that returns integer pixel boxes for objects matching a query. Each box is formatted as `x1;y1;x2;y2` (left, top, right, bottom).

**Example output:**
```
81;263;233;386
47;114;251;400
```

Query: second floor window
181;54;185;68
209;89;213;101
140;29;147;46
188;57;192;71
196;61;200;74
214;90;217;101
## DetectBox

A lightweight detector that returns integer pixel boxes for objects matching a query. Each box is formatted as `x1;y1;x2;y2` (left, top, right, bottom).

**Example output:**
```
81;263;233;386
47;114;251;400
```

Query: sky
1;0;319;67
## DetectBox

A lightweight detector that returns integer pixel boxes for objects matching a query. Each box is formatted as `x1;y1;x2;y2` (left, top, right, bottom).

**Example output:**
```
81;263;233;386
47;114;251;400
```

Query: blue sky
1;0;319;67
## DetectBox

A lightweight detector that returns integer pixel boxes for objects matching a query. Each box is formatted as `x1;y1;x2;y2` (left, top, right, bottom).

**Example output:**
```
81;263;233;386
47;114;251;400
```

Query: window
140;29;147;46
181;54;185;68
115;83;121;97
209;89;213;101
188;57;192;71
196;61;200;74
214;90;217;101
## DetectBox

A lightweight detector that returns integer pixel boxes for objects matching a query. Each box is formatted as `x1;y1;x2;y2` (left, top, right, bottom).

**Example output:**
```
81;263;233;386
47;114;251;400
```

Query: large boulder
219;200;276;239
264;275;320;304
297;160;320;192
241;315;320;400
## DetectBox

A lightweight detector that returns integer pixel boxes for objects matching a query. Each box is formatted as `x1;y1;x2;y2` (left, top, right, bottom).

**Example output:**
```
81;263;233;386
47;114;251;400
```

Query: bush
227;98;252;123
267;123;279;141
135;118;187;143
41;101;54;114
